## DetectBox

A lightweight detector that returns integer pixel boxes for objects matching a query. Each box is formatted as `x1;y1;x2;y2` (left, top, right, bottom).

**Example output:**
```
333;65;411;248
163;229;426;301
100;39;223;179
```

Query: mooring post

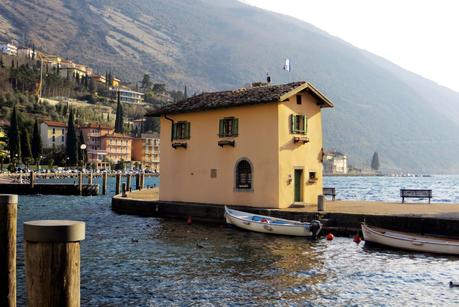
122;183;127;197
88;172;93;185
140;172;145;190
317;195;325;212
29;171;35;189
102;173;107;195
115;173;121;195
24;220;85;307
135;173;140;190
0;195;17;307
78;172;83;196
126;174;131;191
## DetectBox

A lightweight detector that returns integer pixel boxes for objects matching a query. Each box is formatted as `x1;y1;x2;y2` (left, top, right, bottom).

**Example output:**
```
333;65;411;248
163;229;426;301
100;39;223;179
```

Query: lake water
15;176;459;305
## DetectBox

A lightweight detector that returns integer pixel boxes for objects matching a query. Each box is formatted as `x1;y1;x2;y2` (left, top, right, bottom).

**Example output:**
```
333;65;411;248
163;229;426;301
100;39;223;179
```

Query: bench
400;189;432;204
323;187;336;201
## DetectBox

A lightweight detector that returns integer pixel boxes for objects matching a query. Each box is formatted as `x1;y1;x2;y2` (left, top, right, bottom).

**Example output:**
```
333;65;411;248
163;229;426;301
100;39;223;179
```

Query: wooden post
122;183;127;197
140;172;144;190
135;174;140;190
0;195;17;307
24;220;85;307
29;171;35;189
115;174;121;195
87;172;93;185
126;174;131;192
102;173;107;195
78;172;83;196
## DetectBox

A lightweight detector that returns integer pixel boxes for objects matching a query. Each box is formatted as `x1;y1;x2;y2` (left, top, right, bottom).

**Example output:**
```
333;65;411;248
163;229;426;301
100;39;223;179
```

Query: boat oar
449;281;459;287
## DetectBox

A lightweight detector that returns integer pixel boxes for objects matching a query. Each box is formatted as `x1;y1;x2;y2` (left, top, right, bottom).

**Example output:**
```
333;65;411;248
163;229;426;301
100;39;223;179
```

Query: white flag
283;58;290;72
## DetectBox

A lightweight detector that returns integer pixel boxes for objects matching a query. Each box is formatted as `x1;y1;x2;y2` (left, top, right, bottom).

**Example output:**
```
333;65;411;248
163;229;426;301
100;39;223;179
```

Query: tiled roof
147;81;333;116
43;121;67;128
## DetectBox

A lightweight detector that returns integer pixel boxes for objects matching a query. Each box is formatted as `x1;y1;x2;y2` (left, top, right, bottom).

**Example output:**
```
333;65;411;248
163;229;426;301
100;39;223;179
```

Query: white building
0;43;18;56
109;87;144;104
17;47;37;59
40;121;67;149
324;151;348;175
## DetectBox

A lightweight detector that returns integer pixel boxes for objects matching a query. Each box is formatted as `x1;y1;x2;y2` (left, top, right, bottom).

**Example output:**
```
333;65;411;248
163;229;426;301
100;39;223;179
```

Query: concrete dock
112;189;459;237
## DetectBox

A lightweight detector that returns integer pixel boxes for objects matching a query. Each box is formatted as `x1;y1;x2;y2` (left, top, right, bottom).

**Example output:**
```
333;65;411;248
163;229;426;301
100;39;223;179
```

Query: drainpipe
164;115;174;142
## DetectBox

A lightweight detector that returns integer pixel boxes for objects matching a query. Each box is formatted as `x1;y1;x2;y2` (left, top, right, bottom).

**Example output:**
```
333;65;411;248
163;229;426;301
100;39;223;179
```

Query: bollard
115;174;121;195
0;195;17;307
29;171;35;189
126;174;131;191
122;183;127;197
317;195;325;212
140;172;145;190
88;172;93;185
24;220;85;307
102;173;107;195
135;174;140;190
78;172;83;196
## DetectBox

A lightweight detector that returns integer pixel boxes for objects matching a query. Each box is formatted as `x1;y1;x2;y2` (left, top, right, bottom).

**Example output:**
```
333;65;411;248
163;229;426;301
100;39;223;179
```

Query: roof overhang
279;82;334;108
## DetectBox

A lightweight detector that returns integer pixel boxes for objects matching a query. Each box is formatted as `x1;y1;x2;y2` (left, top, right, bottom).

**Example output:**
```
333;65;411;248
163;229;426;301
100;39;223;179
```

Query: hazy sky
243;0;459;92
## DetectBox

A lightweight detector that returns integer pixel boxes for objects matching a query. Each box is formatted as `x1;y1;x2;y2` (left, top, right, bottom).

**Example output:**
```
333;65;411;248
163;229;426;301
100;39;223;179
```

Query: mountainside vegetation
1;0;459;173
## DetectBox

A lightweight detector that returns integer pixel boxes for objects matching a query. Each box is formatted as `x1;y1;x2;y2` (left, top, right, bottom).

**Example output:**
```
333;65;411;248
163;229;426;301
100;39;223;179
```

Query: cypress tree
31;118;43;161
65;109;78;165
8;106;21;161
114;91;123;133
20;126;32;161
371;152;380;171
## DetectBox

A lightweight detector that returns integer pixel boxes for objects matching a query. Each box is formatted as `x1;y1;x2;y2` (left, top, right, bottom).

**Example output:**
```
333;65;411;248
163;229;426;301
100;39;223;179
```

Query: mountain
1;0;459;173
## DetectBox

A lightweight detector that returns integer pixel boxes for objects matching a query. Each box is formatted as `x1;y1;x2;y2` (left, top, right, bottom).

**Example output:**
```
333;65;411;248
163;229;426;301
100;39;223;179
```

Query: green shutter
219;119;224;137
232;118;238;137
304;116;308;134
172;123;177;140
185;122;191;139
289;114;295;134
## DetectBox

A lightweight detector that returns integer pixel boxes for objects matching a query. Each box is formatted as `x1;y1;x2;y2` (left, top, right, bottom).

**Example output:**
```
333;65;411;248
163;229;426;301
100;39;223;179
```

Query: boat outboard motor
309;220;322;239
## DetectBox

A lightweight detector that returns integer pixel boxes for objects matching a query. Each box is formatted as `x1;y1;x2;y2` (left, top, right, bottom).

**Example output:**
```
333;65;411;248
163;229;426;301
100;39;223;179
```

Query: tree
141;74;152;92
88;77;95;94
20;126;32;162
8;106;21;161
371;152;380;171
114;91;124;133
65;109;78;165
31;118;43;161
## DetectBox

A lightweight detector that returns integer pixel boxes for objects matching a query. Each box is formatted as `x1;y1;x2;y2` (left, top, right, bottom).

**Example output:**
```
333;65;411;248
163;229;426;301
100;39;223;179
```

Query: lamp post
36;155;43;171
80;144;87;170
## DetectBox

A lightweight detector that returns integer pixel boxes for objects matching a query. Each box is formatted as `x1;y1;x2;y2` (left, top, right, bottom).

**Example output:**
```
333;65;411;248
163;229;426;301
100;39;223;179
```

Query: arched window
236;159;252;190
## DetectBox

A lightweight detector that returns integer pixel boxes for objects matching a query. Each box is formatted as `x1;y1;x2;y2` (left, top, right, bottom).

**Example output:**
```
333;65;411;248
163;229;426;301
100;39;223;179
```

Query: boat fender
326;233;334;241
187;216;192;225
353;234;362;244
261;218;270;223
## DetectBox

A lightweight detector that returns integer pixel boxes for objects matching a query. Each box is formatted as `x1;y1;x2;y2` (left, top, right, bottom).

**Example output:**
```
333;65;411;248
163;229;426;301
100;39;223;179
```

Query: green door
294;169;303;202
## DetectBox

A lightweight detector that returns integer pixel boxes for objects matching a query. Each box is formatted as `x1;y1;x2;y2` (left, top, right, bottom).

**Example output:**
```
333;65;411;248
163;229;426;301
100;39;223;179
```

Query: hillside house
147;81;333;208
323;151;348;175
0;42;17;56
40;121;67;148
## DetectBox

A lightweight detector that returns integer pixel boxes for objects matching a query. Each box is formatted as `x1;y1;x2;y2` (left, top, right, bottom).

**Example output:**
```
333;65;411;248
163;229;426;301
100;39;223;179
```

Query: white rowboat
361;223;459;255
224;206;322;237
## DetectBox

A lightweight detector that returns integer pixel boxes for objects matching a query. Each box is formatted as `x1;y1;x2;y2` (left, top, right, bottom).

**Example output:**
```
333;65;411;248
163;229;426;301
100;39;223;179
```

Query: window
52;128;55;134
62;128;65;134
172;121;190;140
219;117;239;137
296;95;302;105
61;135;64;142
290;114;307;134
236;159;252;190
52;136;55;142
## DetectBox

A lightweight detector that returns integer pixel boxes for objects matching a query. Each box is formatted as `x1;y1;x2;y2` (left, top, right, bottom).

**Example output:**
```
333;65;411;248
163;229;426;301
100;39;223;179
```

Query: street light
80;144;87;170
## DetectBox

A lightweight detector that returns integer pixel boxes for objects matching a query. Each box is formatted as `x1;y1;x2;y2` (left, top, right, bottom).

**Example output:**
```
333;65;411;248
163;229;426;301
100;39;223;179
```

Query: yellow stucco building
148;81;333;209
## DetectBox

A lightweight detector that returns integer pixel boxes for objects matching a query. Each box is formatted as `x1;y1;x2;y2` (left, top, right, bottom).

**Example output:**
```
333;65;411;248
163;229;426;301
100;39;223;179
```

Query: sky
242;0;459;92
